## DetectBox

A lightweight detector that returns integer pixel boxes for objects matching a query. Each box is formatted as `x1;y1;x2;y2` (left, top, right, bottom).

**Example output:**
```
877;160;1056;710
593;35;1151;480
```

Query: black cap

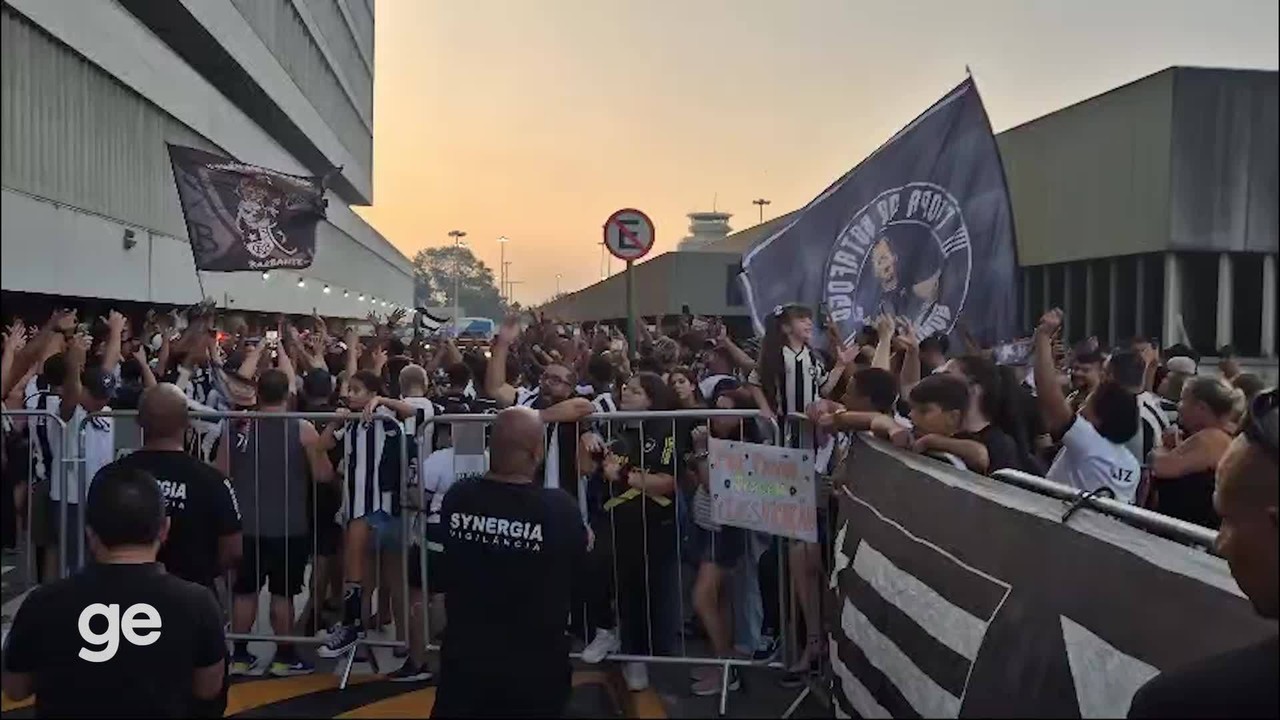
302;368;334;400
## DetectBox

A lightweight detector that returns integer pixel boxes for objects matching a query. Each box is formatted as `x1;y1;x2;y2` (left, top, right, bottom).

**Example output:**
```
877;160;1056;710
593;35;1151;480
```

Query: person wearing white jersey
1032;309;1141;503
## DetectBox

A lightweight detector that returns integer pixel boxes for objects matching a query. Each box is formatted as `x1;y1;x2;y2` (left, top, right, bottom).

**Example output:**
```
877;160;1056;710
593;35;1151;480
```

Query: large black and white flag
829;435;1272;718
741;79;1017;347
167;144;328;272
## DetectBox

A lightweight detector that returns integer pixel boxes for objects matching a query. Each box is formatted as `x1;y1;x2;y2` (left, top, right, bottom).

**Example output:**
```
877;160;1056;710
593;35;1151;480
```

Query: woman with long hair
749;305;848;431
1151;376;1244;528
668;366;705;410
747;304;853;685
939;355;1043;475
578;372;680;692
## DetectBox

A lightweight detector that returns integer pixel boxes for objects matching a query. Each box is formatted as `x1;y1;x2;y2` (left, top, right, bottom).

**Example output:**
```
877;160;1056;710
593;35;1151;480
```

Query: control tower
677;211;733;251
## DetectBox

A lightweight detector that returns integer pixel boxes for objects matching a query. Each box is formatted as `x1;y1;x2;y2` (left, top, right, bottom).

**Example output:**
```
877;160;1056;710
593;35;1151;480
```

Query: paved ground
2;649;830;718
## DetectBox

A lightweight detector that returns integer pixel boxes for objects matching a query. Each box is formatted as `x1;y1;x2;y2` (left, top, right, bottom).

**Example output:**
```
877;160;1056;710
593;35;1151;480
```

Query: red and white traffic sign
603;208;655;262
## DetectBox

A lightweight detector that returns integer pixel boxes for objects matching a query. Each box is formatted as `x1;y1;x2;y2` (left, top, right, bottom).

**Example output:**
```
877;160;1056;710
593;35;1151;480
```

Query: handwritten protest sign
709;439;818;542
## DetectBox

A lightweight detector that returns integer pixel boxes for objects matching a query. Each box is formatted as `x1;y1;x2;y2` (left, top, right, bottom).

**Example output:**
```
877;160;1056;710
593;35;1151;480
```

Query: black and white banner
167;144;328;272
830;435;1271;718
415;307;451;334
741;78;1018;348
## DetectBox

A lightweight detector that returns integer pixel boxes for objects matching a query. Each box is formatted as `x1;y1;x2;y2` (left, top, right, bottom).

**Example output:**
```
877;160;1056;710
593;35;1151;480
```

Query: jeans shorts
366;510;404;553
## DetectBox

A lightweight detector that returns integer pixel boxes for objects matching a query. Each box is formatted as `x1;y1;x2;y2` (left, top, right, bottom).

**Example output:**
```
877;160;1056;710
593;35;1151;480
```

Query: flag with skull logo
167;144;330;272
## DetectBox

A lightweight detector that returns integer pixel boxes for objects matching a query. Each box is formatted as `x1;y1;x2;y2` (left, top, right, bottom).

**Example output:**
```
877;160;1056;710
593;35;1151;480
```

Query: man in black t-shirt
110;384;242;588
1129;390;1279;719
433;406;587;718
2;463;228;718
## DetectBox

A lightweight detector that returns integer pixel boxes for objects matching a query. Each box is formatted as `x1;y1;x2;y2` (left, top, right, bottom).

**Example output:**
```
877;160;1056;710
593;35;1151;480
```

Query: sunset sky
353;0;1278;304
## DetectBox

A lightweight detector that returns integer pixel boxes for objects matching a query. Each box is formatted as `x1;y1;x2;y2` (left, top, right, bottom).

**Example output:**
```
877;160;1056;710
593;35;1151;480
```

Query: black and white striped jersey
749;344;828;446
334;407;405;521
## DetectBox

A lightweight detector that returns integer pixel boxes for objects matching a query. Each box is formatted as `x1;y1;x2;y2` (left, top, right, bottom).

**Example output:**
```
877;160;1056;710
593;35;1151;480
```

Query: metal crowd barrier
431;409;796;715
33;409;413;687
991;468;1220;551
3;405;824;711
1;410;70;610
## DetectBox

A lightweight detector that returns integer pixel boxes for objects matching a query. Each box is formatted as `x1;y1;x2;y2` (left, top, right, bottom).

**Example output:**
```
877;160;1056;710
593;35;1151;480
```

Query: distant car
453;317;496;352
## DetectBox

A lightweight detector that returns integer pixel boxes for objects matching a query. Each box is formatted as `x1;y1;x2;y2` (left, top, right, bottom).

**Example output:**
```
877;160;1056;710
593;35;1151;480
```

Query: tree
412;246;505;320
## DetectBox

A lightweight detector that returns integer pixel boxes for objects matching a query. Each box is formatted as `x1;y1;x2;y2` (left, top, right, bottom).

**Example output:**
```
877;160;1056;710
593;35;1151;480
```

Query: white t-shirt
1046;416;1140;504
422;447;490;550
423;447;490;517
401;396;436;439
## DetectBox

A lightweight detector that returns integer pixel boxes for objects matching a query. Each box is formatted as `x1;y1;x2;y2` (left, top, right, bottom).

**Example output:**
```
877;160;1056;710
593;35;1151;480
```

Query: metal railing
4;405;825;712
991;468;1220;551
431;409;795;716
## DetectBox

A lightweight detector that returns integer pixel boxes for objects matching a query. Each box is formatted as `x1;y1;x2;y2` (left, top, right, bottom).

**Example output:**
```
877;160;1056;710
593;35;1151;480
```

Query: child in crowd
317;370;406;658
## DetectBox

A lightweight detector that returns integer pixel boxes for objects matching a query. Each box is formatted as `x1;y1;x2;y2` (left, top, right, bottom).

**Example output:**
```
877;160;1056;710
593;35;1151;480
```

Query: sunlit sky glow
353;0;1278;304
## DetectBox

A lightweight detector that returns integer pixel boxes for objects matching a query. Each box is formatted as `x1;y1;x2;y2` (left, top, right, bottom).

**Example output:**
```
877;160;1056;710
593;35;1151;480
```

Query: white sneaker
622;661;649;692
581;628;620;664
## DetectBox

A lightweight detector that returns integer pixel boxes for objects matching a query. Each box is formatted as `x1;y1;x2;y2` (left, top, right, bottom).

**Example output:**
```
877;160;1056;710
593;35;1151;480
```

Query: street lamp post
752;198;771;224
503;261;512;301
556;273;562;296
448;229;467;322
498;235;510;304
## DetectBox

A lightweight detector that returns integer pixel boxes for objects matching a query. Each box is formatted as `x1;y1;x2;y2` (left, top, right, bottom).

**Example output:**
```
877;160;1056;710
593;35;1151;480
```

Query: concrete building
543;67;1278;368
0;0;414;318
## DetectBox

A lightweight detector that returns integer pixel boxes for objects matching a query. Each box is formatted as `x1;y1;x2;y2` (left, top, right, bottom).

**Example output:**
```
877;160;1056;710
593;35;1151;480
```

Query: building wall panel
341;0;373;63
998;69;1175;267
300;0;372;109
1;5;215;238
1169;68;1278;253
230;0;371;168
1;189;412;314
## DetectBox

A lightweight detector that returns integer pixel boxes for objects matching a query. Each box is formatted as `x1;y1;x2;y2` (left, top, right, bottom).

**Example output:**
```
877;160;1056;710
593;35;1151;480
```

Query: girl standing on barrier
748;304;855;686
578;372;680;692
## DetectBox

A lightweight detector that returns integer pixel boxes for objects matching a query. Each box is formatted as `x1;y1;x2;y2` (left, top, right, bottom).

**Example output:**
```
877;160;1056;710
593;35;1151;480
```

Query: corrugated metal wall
1;4;217;237
1169;68;1278;253
997;69;1176;266
231;0;372;169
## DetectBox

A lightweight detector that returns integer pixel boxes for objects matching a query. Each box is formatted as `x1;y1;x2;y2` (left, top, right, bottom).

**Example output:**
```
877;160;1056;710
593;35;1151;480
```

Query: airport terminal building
543;67;1278;365
1;0;414;317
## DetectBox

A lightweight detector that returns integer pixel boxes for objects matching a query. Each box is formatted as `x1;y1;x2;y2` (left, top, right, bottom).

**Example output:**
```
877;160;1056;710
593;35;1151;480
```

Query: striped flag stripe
842;559;972;697
831;639;891;719
842;488;1008;619
843;598;962;718
834;618;922;719
854;540;990;661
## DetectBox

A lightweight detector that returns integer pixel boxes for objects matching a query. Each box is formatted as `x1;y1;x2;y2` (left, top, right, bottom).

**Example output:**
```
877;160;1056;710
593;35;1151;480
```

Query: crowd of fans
0;298;1274;707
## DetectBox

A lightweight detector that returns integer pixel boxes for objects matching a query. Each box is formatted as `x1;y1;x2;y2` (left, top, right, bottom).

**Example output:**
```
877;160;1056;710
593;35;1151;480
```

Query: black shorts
312;483;343;557
233;536;309;597
407;545;445;593
690;524;745;569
